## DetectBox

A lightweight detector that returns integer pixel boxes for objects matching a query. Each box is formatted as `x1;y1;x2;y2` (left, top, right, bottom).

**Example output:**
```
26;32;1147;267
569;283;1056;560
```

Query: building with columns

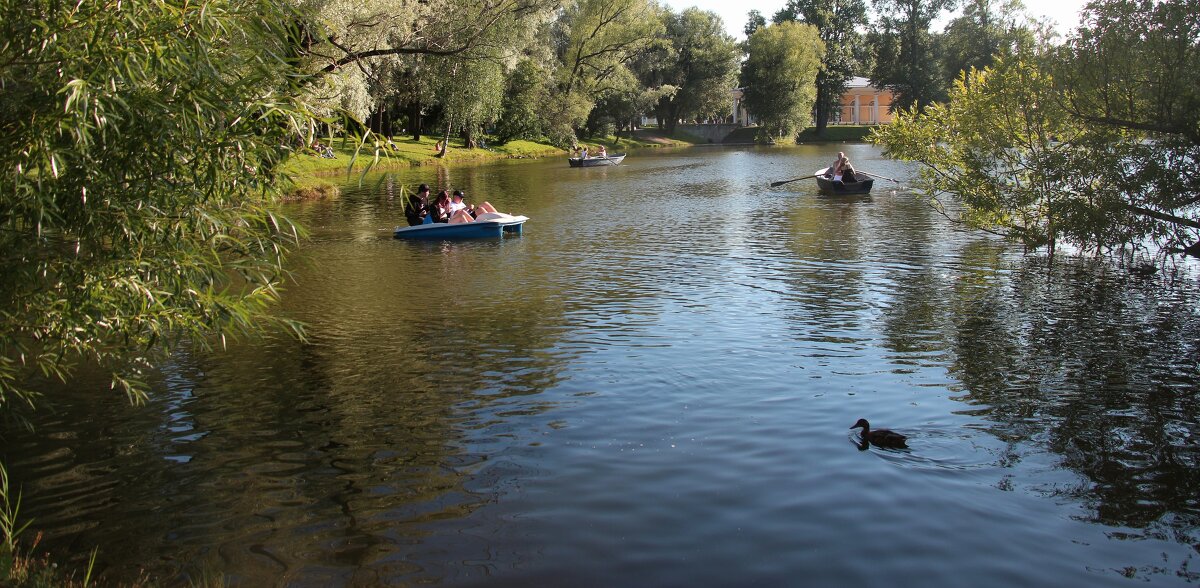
835;77;894;125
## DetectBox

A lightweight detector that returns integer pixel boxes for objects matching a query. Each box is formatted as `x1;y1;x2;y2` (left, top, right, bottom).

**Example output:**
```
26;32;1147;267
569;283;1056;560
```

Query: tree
293;0;555;140
546;0;663;146
494;59;553;144
871;49;1082;250
941;0;1033;81
868;0;957;111
871;0;1200;261
745;10;768;37
654;8;741;134
773;0;868;136
0;0;318;409
741;22;826;141
429;50;508;152
1053;0;1200;256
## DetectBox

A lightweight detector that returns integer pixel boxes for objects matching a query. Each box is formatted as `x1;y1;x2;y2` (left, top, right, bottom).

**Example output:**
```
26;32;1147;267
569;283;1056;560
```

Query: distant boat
394;214;529;240
568;153;626;167
815;167;874;195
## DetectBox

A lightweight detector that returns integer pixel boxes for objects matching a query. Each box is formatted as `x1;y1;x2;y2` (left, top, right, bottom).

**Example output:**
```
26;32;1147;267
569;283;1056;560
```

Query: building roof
846;76;872;89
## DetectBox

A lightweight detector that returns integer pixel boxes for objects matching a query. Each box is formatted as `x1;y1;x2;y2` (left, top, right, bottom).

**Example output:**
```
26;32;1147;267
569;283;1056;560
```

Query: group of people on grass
404;183;505;227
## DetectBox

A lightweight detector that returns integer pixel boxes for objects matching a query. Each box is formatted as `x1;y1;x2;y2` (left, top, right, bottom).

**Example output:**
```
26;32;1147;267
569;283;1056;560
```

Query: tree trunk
409;100;423;141
438;122;452;157
663;104;679;136
813;82;831;137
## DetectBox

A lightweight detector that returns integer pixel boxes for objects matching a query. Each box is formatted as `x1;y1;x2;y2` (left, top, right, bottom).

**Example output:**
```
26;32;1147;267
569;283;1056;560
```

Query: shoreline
279;126;877;200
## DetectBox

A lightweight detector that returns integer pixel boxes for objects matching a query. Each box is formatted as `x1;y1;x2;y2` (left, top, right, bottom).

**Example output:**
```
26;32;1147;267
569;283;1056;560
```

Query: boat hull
568;153;626;167
814;167;874;195
393;216;529;240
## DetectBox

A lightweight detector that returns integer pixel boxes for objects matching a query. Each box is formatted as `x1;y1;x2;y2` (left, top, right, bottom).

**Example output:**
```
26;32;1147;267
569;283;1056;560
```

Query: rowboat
393;213;529;240
815;167;874;195
568;153;626;167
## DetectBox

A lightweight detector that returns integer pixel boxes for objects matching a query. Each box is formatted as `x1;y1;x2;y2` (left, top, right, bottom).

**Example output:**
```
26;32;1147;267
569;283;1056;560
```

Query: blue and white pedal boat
393;214;529;240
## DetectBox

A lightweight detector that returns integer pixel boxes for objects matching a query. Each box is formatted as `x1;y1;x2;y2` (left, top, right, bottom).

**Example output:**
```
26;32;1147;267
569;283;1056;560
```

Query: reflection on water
2;145;1199;586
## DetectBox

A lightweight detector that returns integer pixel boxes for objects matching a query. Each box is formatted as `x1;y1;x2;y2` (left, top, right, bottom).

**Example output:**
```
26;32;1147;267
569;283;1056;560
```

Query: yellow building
836;77;894;125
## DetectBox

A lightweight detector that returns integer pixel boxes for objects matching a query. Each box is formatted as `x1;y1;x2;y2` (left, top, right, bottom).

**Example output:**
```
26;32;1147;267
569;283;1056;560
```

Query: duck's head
849;418;870;430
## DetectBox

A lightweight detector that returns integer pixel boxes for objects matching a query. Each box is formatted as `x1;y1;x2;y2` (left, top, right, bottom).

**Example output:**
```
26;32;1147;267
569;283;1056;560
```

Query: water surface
4;144;1199;586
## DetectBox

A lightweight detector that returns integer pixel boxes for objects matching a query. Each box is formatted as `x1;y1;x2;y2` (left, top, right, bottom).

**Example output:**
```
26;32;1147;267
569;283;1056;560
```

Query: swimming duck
850;418;908;448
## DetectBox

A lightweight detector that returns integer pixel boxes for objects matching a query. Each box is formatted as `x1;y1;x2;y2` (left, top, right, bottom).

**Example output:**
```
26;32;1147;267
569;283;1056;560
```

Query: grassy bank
795;125;878;143
280;131;696;200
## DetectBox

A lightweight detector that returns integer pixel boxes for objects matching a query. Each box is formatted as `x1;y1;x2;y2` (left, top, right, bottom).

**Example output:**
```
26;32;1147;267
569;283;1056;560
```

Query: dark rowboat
568;153;626;167
815;167;874;195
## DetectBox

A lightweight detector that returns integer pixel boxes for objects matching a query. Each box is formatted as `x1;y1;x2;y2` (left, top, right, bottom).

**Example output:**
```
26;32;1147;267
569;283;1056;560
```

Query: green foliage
0;0;317;407
868;0;957;111
430;53;507;147
547;0;663;146
652;8;741;133
745;10;768;37
1;465;29;554
773;0;869;133
941;0;1034;82
873;52;1081;247
741;21;826;141
495;60;552;144
872;0;1200;260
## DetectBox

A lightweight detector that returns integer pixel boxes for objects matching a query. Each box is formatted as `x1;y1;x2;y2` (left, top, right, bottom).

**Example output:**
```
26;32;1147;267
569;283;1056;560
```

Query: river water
4;144;1199;586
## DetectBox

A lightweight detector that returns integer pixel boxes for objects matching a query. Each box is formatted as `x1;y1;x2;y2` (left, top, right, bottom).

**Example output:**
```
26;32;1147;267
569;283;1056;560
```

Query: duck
850;418;908;448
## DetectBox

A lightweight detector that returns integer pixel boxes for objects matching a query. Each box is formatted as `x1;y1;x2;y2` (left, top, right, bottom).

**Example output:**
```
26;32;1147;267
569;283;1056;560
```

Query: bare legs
448;201;500;223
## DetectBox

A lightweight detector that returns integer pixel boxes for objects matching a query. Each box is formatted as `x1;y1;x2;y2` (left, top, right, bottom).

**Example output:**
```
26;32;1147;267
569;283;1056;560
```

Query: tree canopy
871;0;1200;261
652;8;741;135
773;0;869;136
0;0;319;409
741;22;826;141
868;0;957;111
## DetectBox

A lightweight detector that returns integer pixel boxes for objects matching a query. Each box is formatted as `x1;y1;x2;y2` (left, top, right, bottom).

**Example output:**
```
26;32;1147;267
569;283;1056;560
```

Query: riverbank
281;131;700;200
796;125;877;142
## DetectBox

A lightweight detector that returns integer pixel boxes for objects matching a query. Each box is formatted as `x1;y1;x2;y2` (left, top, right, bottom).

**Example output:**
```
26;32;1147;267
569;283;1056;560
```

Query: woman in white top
448;193;502;224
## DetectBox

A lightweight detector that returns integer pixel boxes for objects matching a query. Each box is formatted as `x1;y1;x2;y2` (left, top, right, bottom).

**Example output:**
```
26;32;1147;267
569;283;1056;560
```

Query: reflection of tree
886;251;1200;551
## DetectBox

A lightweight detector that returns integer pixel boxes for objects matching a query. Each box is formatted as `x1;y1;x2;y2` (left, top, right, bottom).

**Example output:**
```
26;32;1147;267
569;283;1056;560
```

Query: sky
661;0;1090;40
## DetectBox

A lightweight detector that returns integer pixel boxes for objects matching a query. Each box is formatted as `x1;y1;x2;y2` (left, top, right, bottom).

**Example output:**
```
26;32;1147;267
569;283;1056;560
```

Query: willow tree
0;0;318;410
548;0;664;146
741;21;826;141
294;0;556;138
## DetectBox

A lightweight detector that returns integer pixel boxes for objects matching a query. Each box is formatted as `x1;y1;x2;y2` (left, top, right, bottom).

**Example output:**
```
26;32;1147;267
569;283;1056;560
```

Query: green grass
281;135;564;178
277;131;702;200
278;135;564;200
795;125;877;142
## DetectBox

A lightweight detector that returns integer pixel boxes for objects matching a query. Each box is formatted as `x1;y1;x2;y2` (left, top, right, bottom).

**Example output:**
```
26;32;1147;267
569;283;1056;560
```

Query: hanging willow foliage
0;0;321;411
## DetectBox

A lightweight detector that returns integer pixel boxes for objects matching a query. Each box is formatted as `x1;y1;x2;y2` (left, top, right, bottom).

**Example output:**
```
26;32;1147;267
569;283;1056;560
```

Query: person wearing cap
405;183;431;226
448;190;470;217
448;191;502;224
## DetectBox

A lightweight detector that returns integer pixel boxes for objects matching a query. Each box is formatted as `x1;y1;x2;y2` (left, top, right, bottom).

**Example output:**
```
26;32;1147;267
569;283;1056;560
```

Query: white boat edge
393;214;530;237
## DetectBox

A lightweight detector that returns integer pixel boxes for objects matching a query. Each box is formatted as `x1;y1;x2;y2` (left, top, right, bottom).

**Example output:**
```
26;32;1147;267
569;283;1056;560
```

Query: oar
860;171;900;183
770;174;819;187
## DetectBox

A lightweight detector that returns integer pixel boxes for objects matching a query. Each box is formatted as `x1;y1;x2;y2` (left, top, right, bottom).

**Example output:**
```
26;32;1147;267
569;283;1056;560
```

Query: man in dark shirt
405;183;431;226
